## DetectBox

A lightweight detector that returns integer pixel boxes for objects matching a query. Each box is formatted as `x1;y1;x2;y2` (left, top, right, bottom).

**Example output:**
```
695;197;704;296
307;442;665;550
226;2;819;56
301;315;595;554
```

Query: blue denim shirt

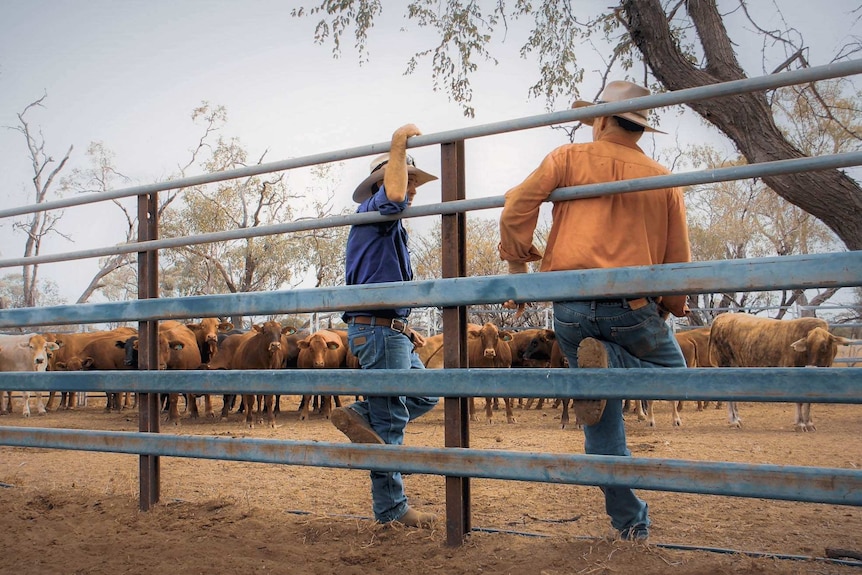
343;184;412;320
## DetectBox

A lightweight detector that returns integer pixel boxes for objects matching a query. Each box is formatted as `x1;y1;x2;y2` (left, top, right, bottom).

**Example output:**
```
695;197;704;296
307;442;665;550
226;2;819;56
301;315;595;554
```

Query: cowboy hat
352;153;438;203
571;80;665;134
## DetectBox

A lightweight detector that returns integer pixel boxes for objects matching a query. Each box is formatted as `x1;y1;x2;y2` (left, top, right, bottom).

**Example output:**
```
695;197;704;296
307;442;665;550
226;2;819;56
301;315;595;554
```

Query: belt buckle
390;318;407;333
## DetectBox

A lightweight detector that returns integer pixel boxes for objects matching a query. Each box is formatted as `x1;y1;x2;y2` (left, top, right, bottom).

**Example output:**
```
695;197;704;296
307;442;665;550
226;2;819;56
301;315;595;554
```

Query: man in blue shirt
332;123;439;528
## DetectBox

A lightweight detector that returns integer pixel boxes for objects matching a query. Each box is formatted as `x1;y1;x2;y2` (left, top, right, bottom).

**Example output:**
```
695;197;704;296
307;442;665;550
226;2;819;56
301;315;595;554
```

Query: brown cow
231;321;296;428
466;323;514;424
511;328;555;410
624;328;710;429
511;328;555;369
208;329;254;419
708;314;850;431
675;327;713;411
184;318;234;419
619;327;711;427
185;318;235;364
45;327;137;410
296;329;347;421
54;334;132;412
417;325;515;422
157;321;204;424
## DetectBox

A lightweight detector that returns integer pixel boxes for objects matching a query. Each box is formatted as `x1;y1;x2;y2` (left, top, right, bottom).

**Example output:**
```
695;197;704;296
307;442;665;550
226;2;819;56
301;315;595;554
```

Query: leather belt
593;297;651;310
348;316;409;333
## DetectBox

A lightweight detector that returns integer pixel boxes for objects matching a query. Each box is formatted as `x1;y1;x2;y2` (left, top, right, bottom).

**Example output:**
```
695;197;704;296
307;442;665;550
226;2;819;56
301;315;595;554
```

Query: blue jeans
553;298;686;535
346;323;439;523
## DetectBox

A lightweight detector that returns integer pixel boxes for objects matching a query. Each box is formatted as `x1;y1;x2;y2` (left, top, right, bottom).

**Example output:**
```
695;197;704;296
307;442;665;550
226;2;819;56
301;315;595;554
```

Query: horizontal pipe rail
1;251;859;328
0;368;859;404
0;428;859;507
2;59;859;220
2;149;860;269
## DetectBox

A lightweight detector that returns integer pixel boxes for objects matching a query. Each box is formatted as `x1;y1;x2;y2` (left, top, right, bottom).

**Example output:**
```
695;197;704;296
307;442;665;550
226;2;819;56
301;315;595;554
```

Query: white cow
0;333;59;417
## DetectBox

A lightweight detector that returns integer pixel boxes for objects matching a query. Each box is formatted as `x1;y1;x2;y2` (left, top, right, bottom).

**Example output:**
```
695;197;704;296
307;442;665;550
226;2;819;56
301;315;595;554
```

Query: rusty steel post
137;191;160;510
440;140;470;545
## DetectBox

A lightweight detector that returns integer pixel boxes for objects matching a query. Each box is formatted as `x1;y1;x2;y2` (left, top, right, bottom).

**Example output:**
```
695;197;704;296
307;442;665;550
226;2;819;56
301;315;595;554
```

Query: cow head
20;334;58;371
252;321;296;369
124;335;169;370
55;356;85;371
790;328;852;367
186;318;235;361
523;329;556;361
468;323;514;359
298;332;342;368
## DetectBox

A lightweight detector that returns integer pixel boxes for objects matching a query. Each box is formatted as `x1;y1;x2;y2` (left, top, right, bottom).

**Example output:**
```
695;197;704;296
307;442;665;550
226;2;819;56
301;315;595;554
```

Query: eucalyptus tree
293;1;862;250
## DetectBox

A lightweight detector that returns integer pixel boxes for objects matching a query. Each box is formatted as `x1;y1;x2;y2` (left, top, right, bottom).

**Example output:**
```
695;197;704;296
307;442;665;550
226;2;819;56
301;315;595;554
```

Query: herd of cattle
0;314;858;432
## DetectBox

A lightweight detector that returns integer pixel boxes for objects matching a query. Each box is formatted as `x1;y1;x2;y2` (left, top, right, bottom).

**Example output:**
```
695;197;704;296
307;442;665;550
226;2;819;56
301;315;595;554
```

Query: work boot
573;338;608;426
620;524;650;542
392;507;436;528
331;407;384;444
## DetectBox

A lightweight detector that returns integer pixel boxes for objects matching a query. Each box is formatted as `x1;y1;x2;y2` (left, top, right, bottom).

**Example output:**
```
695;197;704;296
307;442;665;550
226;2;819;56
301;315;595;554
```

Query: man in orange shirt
498;80;691;541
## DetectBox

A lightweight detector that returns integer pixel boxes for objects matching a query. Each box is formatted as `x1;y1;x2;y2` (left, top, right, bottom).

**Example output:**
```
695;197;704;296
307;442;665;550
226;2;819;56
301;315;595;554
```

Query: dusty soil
1;395;861;575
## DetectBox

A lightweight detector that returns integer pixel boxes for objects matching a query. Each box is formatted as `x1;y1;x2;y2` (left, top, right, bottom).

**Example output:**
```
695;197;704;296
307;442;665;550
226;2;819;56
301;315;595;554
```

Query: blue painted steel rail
1;58;859;220
0;428;859;507
1;60;861;537
2;150;859;269
0;367;859;404
1;251;860;328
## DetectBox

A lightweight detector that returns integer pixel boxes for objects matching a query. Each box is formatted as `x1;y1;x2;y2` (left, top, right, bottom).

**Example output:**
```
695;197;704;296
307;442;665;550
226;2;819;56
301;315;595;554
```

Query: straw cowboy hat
571;80;666;134
352;153;438;203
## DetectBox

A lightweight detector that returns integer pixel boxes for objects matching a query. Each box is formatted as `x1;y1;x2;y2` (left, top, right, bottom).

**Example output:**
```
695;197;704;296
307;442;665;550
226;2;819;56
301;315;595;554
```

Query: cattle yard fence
1;60;862;546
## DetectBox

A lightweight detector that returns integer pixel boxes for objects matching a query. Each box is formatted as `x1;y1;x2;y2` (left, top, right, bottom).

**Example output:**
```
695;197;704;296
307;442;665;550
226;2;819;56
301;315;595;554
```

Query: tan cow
296;329;347;421
0;333;59;417
231;321;296;428
466;323;515;424
708;314;850;431
418;333;445;369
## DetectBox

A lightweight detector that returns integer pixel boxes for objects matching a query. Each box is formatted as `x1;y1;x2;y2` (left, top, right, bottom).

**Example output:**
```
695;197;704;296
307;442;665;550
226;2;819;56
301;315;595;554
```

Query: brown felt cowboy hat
571;80;666;134
352;153;438;203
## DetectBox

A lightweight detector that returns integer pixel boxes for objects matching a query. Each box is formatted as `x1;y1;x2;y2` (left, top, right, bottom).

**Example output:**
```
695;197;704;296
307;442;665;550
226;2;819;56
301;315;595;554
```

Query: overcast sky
1;1;859;304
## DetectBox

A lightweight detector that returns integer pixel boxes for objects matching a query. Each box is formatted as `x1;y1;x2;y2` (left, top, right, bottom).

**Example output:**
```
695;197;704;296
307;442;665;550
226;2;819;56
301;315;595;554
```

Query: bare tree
58;142;136;303
5;95;72;307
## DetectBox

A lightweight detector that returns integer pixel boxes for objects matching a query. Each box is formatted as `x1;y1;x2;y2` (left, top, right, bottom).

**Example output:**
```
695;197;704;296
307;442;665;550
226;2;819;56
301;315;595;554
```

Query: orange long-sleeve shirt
498;132;691;317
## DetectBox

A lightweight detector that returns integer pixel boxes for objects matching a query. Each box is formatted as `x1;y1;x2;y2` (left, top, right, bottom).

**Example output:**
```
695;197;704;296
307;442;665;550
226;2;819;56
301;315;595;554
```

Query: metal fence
1;59;861;546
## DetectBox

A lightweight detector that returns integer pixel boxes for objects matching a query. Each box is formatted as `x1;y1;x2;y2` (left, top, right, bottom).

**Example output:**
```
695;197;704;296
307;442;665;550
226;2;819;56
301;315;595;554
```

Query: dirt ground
1;394;861;575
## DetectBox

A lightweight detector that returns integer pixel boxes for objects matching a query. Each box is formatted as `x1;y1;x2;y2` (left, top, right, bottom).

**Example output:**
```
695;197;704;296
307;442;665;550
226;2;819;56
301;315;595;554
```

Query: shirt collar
598;131;644;153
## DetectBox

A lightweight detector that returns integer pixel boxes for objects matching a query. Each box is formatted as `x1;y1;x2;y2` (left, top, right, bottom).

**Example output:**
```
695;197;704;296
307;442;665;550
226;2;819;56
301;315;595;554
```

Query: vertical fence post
137;191;160;510
440;140;470;545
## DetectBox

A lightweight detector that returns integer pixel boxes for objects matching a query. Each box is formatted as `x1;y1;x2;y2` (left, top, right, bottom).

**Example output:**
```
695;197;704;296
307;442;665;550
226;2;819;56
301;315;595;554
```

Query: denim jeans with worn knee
346;324;439;523
553;298;686;535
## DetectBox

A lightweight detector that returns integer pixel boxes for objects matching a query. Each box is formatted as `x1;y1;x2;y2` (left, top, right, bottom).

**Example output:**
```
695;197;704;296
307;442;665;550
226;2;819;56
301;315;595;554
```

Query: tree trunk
622;0;862;250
